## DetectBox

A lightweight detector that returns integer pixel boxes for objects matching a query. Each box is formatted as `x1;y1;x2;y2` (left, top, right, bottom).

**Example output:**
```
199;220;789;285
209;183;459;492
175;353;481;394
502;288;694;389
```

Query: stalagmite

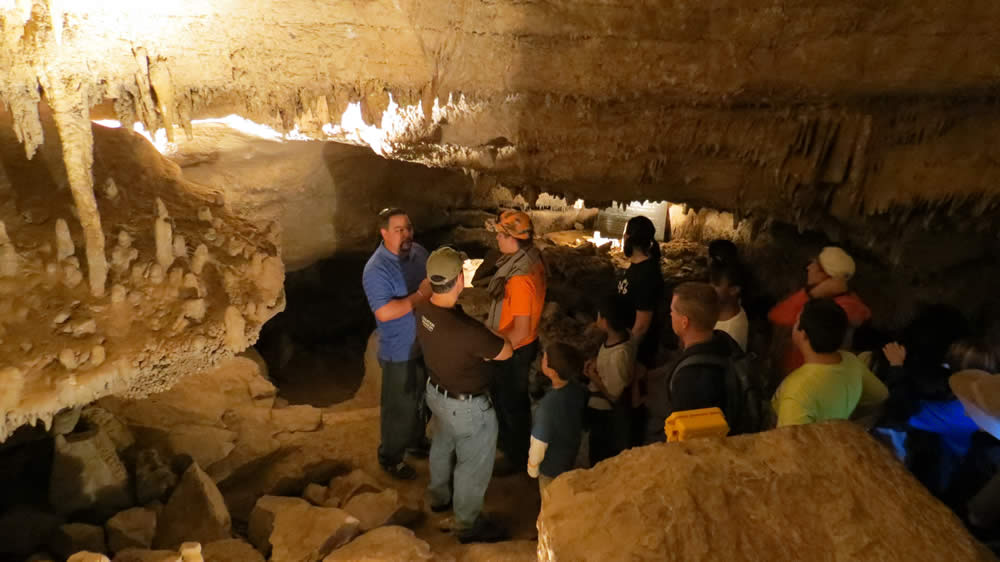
224;306;246;351
0;221;17;277
155;198;174;270
191;244;209;275
91;345;106;367
173;235;187;259
180;542;204;562
55;219;75;261
41;73;108;297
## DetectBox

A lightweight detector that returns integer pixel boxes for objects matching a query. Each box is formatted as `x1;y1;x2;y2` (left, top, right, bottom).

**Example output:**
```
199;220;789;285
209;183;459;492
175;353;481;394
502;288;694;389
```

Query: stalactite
41;72;108;297
148;56;177;143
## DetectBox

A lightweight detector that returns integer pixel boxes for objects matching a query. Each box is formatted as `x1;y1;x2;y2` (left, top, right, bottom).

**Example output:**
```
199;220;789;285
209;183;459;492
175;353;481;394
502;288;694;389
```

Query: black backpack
670;350;764;435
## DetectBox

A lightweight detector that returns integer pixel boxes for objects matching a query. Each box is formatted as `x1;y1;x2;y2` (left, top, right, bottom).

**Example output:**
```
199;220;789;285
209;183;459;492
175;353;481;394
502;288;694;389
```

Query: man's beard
399;239;413;255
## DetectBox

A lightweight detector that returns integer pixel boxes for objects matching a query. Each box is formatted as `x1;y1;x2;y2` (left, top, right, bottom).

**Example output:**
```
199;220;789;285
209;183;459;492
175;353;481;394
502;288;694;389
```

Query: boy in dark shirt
528;342;588;492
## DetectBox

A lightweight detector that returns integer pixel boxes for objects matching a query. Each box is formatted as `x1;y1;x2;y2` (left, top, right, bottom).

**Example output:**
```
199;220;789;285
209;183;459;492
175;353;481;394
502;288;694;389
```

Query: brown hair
947;340;1000;373
377;207;408;231
545;342;585;383
672;282;720;332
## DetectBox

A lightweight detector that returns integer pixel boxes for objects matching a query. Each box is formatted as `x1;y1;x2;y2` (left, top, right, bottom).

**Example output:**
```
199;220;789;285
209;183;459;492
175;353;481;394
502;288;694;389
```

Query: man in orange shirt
486;210;547;475
769;246;871;375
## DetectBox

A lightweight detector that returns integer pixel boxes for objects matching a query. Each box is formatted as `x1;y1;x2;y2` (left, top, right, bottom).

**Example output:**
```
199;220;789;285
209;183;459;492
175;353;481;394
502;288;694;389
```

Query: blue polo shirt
362;242;428;362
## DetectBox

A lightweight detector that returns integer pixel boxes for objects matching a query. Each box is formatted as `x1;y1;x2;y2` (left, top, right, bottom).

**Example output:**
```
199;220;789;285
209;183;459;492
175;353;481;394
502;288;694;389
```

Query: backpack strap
669;354;731;398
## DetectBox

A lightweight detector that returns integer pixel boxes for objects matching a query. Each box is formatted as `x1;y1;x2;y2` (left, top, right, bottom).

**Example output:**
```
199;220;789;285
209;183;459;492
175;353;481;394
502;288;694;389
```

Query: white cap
818;246;855;280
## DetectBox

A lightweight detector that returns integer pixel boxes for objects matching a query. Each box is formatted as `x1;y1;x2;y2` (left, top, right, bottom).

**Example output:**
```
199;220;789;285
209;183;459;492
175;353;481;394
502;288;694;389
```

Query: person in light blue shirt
362;208;431;480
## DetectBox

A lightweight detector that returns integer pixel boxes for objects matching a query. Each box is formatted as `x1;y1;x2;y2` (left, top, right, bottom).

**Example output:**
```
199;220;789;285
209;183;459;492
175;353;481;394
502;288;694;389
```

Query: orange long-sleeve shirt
769;289;872;374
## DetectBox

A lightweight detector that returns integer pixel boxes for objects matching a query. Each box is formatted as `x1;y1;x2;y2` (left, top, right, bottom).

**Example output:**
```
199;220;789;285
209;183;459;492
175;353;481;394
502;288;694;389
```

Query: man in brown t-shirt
415;246;512;543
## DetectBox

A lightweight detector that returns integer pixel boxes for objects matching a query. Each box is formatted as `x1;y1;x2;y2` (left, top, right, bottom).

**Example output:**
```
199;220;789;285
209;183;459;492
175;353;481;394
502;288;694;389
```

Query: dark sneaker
429;500;452;513
381;461;417;480
458;517;509;544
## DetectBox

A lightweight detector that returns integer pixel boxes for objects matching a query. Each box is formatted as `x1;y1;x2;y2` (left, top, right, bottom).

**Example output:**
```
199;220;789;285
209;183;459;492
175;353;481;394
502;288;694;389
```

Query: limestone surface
49;428;132;516
106;507;157;554
341;489;421;532
0;115;284;441
201;539;264;562
154;463;231;549
266;498;361;562
537;422;995;561
321;526;432;562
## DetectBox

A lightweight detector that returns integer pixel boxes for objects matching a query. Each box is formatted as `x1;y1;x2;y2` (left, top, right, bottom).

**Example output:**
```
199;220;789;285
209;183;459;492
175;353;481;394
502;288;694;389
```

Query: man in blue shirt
362;208;431;480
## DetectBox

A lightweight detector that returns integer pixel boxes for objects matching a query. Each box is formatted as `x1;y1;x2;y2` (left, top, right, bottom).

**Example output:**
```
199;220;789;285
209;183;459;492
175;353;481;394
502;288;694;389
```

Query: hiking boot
381;461;417;480
458;517;509;544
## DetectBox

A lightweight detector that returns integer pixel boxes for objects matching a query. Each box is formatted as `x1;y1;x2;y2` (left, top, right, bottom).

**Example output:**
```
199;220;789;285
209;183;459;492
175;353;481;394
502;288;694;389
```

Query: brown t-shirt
415;301;505;395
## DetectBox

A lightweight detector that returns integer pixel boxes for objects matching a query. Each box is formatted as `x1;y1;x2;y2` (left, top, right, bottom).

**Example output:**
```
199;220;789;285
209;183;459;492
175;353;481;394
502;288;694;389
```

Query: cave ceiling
2;0;1000;236
2;0;1000;439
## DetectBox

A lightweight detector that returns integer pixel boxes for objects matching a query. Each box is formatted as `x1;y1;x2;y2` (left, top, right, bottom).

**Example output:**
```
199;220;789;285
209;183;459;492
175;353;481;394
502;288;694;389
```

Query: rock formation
537;422;995;561
0;108;284;440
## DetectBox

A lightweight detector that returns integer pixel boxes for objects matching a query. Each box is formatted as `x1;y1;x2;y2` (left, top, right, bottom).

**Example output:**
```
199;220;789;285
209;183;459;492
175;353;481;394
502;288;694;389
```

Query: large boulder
49;428;132;516
247;495;306;554
325;469;382;508
538;422;995;561
99;353;280;480
106;507;157;553
322;526;431;561
154;463;231;549
249;496;361;562
202;539;264;562
341;489;420;532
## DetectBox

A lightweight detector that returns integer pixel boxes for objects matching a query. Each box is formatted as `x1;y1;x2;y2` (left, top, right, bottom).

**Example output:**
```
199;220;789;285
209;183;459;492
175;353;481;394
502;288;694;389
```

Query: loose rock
342;489;420;532
48;523;106;560
106;507;157;553
201;539;264;562
154;463;231;549
326;469;382;508
321;526;432;561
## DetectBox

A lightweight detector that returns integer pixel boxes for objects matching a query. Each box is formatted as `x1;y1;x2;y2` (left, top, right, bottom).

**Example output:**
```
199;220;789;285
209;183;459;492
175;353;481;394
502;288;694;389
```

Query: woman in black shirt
618;215;664;369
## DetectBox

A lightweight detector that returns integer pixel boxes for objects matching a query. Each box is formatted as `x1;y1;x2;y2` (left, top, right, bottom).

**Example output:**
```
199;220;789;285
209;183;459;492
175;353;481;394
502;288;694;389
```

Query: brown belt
427;379;487;401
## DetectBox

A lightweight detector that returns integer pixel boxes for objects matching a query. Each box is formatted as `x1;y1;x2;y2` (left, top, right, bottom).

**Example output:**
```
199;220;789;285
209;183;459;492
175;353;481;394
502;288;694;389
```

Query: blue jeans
425;381;498;529
378;358;427;467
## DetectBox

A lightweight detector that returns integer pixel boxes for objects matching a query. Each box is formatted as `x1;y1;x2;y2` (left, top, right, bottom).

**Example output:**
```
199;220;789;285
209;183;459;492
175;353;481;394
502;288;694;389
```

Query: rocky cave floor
3;233;999;561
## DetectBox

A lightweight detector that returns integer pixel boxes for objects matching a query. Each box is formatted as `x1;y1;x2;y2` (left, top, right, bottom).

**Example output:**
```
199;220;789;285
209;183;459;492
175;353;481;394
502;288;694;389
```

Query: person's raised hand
883;342;907;367
809;276;848;299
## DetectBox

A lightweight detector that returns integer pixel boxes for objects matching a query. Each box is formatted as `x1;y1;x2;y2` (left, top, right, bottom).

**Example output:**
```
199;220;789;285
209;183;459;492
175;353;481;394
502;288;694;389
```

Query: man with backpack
646;282;760;443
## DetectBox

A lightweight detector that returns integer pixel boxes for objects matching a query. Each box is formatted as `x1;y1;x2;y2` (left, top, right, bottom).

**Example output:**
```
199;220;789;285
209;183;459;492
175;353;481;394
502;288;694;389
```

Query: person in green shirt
772;298;889;427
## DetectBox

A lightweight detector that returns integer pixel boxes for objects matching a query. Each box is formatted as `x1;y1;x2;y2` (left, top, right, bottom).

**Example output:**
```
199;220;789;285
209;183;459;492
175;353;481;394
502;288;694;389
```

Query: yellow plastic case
664;407;730;442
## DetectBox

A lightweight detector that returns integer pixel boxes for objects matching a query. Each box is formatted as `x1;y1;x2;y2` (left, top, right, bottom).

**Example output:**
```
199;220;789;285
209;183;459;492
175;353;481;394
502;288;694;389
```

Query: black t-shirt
414;301;504;394
617;258;665;368
532;380;588;477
